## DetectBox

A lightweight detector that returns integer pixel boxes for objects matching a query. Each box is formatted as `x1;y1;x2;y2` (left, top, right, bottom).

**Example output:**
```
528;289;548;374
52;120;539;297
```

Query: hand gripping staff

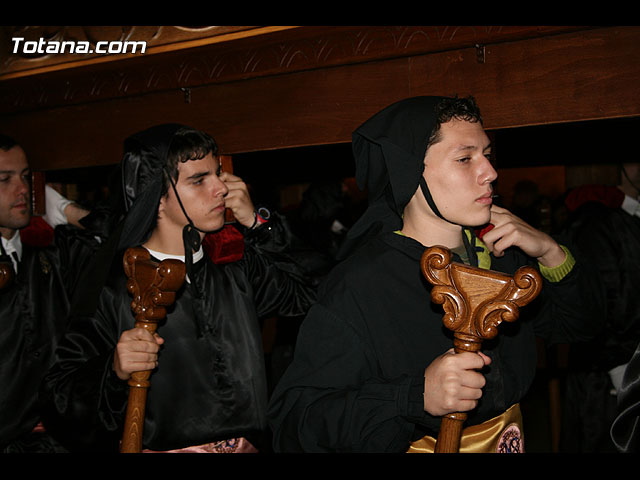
420;246;542;453
120;247;186;453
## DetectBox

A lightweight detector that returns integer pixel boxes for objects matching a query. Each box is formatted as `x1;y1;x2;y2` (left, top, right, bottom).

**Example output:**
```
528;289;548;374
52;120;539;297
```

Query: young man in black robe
40;124;317;452
0;135;94;452
267;96;604;453
558;172;640;452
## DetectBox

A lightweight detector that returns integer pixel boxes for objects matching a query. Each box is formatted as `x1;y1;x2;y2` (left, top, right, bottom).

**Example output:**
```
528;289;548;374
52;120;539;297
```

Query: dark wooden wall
1;25;639;172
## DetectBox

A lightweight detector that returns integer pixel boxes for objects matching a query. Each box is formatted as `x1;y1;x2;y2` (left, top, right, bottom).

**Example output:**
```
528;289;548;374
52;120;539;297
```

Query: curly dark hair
0;134;19;151
426;95;483;150
162;126;218;197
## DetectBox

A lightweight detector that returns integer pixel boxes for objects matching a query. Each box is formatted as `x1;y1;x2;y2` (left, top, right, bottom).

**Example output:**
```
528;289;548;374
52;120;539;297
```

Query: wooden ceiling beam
0;26;637;172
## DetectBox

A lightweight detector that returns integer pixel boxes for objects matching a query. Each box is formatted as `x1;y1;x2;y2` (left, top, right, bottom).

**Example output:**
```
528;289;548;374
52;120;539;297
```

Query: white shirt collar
622;194;640;217
1;230;22;272
144;245;204;264
144;245;204;284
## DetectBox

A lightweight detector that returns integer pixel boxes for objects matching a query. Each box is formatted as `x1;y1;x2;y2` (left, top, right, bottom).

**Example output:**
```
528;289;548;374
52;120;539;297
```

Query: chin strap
419;176;481;267
164;167;208;236
165;168;206;300
419;176;444;221
163;171;212;338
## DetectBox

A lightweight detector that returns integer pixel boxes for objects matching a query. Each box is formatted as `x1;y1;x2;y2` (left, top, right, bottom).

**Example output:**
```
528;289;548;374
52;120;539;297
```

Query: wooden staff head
420;245;542;453
421;246;542;353
123;246;186;329
120;246;186;453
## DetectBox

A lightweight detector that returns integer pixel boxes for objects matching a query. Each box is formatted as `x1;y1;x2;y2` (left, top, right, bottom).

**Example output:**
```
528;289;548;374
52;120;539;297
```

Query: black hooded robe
267;231;603;452
40;216;317;452
1;225;99;452
559;199;640;452
39;124;317;452
267;96;604;452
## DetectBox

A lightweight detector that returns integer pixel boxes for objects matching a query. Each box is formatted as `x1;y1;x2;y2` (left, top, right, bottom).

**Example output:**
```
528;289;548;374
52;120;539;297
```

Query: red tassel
475;223;494;240
202;225;245;264
19;216;54;247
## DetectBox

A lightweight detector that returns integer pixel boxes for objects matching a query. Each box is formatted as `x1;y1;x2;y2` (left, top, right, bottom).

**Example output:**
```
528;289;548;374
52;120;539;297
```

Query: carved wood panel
0;26;589;113
1;26;260;77
1;26;638;172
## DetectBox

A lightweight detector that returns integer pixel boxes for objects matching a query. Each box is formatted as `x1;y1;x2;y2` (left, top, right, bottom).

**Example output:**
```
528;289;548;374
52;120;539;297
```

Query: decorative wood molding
2;26;637;173
0;25;589;114
1;26;274;78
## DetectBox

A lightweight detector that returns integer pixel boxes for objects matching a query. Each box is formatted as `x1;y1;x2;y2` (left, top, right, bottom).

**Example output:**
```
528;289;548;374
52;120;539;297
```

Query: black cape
267;232;604;452
40;214;317;452
559;201;640;452
1;225;99;452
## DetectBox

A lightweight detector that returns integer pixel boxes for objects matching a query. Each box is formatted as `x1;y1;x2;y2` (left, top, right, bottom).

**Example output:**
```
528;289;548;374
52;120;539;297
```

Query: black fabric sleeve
241;212;318;319
39;287;128;452
524;242;606;346
267;303;435;453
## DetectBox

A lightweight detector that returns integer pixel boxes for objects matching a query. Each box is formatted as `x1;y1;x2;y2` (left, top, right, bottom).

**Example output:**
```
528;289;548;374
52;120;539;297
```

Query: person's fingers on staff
423;349;491;416
113;328;164;380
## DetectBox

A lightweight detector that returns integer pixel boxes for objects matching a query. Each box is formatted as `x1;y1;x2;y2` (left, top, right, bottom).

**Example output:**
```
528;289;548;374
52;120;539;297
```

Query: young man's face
159;152;228;235
0;145;31;239
422;119;497;227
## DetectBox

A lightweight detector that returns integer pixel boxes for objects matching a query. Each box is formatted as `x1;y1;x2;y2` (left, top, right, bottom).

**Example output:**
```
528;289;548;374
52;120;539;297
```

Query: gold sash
407;403;524;453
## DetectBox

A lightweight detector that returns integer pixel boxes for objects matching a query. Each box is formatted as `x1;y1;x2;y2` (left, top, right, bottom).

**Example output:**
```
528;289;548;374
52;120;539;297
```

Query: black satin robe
40;218;317;452
267;231;604;452
1;226;98;452
559;202;640;452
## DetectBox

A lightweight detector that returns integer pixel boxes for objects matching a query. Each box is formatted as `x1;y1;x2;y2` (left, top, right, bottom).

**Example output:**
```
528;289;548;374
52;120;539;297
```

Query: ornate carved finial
120;246;185;453
420;245;542;452
123;246;185;327
421;246;542;352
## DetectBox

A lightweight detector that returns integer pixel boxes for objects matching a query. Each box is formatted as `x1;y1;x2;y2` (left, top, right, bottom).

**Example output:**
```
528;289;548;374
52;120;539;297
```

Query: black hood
118;123;186;250
339;96;447;258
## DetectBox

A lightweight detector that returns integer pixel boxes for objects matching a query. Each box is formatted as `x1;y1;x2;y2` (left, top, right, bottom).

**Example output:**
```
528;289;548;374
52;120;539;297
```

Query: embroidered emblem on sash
210;438;240;453
496;423;524;453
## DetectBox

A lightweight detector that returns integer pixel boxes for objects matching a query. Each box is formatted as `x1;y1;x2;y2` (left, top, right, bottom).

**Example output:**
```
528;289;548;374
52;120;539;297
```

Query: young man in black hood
267;96;604;453
41;124;317;452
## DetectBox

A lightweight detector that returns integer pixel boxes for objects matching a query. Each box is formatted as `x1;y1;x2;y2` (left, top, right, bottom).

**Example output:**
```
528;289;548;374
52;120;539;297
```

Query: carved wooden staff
421;246;542;453
120;246;185;453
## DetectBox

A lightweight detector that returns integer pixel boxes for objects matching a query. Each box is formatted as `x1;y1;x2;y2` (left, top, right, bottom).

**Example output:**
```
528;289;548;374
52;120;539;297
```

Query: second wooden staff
120;247;185;453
